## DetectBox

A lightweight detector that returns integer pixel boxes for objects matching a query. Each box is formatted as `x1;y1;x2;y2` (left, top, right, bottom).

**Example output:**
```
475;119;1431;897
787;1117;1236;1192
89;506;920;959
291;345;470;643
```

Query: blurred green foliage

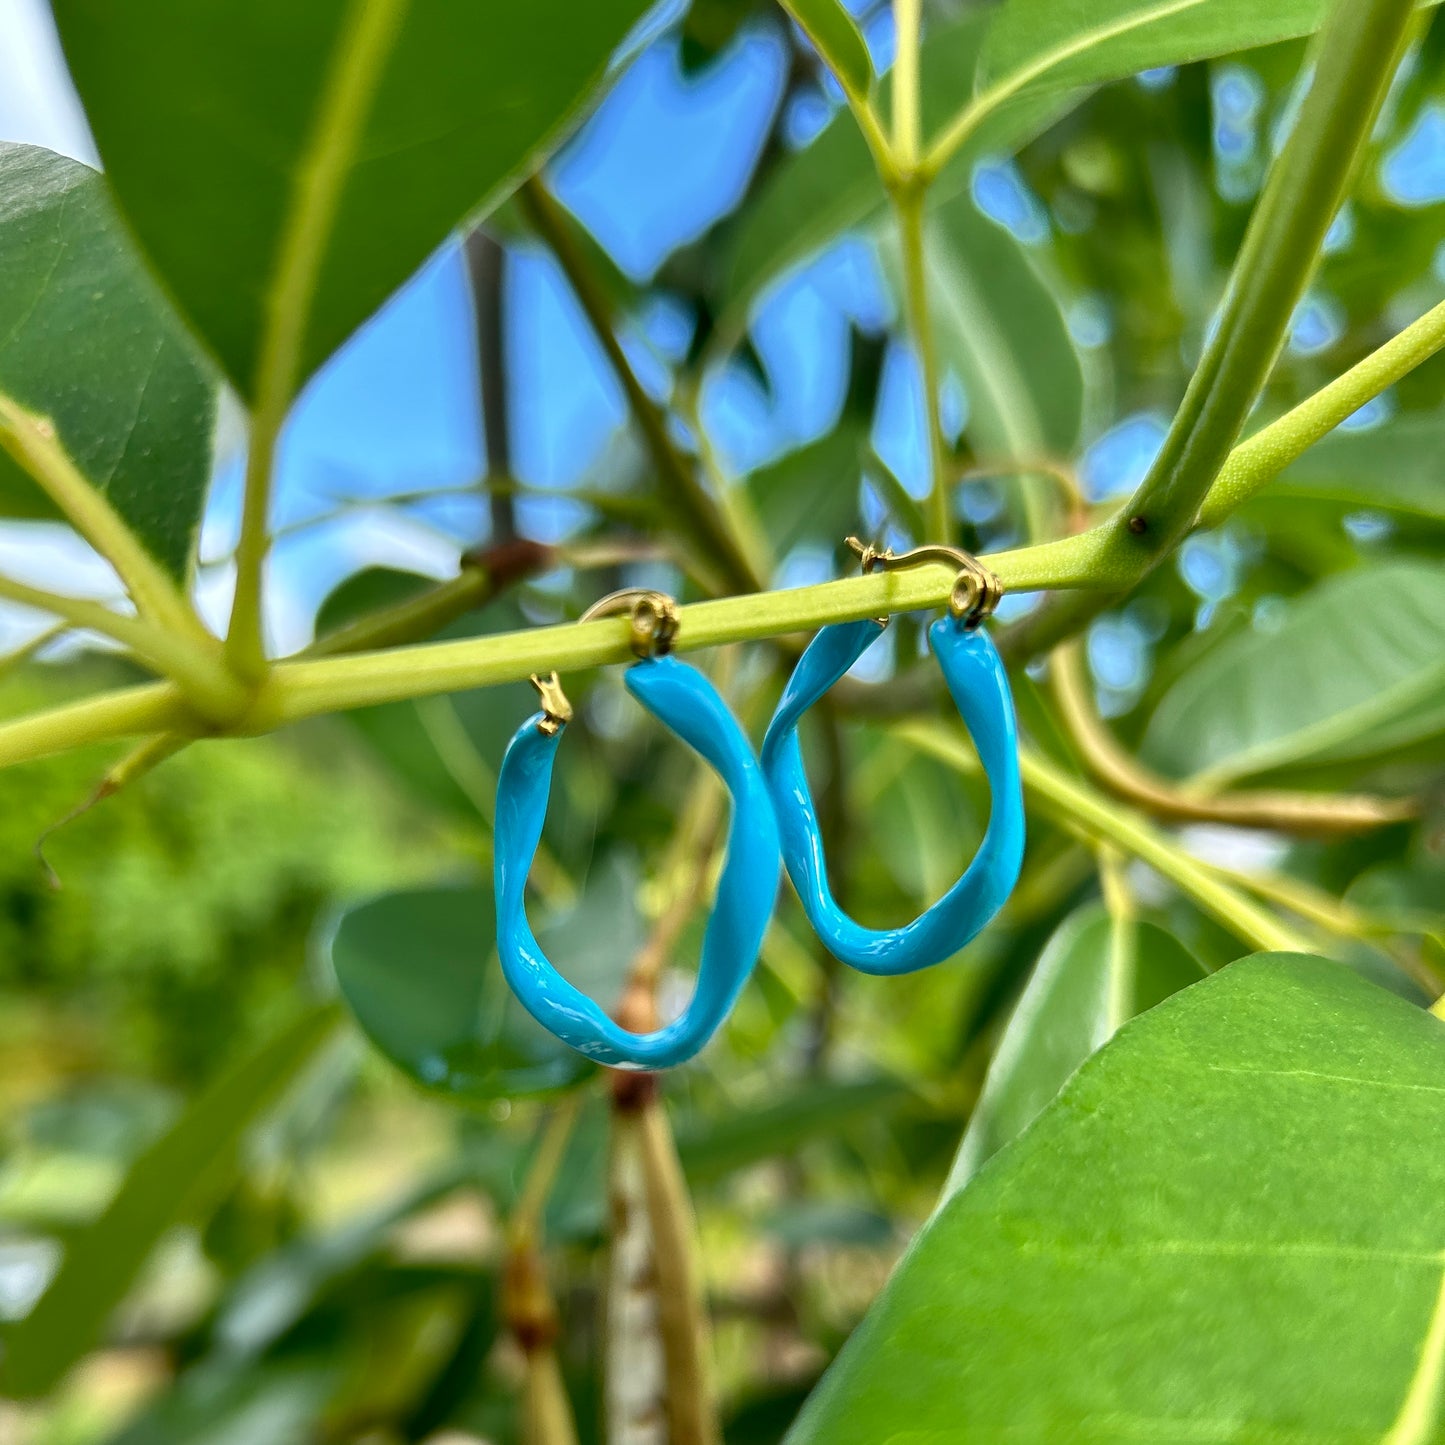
0;665;457;1085
0;0;1443;1441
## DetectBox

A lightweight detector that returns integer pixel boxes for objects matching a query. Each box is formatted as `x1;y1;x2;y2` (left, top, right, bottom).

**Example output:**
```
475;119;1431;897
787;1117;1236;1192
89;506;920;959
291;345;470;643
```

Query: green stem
895;184;951;541
0;573;246;721
891;718;1309;954
919;11;1116;184
306;539;555;657
518;178;764;595
225;0;408;680
4;261;1444;769
1007;293;1445;655
1005;0;1416;658
0;396;208;645
35;733;189;885
246;546;1081;728
1117;0;1414;560
1199;295;1445;527
0;683;186;768
0;622;67;680
891;0;922;169
1096;845;1137;1033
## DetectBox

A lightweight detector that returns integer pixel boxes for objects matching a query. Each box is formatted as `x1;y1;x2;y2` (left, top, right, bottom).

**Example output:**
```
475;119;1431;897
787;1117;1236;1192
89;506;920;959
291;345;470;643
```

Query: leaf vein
1207;1065;1445;1097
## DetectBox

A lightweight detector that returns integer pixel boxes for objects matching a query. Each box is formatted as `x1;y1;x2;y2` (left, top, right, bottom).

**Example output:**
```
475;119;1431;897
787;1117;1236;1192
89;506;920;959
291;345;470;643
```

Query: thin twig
894;183;950;542
0;572;245;721
518;177;764;595
463;227;517;544
605;747;728;1445
505;1098;583;1445
36;734;188;888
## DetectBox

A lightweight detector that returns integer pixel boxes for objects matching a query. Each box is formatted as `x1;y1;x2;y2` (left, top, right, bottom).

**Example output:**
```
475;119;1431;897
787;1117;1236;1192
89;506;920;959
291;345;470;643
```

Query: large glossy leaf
0;143;218;579
0;1005;337;1399
328;866;641;1101
946;902;1203;1192
921;190;1084;461
1272;414;1445;522
788;955;1445;1444
50;0;650;397
1141;560;1445;785
328;884;581;1100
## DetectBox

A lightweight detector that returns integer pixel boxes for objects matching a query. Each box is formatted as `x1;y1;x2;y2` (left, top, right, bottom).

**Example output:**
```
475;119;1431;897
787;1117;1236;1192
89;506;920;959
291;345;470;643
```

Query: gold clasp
579;587;680;659
845;536;1003;628
530;671;573;736
529;589;680;738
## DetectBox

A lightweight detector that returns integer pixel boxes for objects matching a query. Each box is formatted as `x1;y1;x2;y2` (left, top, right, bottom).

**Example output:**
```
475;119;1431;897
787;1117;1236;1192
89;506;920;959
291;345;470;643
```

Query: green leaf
979;0;1370;99
109;1361;339;1445
744;426;864;559
1141;560;1445;784
946;903;1203;1193
1347;863;1445;946
328;867;640;1100
920;190;1084;460
787;955;1445;1444
781;0;874;98
313;565;436;640
1272;413;1445;522
0;143;218;580
675;1077;912;1186
328;884;580;1100
50;0;650;398
213;1167;472;1359
0;1005;337;1399
873;751;981;905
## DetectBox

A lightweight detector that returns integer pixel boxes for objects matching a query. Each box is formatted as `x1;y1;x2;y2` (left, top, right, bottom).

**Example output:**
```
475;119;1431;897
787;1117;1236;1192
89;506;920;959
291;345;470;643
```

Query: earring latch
844;536;1003;628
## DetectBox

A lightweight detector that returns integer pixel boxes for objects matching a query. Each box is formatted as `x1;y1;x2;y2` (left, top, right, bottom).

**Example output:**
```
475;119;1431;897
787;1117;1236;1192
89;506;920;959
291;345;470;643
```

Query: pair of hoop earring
493;540;1026;1071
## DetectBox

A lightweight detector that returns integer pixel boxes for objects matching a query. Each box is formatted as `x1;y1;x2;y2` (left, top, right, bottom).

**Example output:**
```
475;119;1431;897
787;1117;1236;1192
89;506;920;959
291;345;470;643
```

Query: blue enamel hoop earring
494;589;781;1070
762;539;1025;976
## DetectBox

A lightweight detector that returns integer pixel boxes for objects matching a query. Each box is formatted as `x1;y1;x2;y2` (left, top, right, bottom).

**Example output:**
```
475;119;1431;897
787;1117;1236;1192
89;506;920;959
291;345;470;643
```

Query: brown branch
605;777;726;1445
1050;639;1416;836
504;1100;582;1445
463;227;517;544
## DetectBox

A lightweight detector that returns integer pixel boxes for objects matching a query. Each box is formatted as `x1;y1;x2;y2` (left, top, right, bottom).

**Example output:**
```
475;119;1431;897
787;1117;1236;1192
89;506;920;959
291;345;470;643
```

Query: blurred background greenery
0;0;1443;1440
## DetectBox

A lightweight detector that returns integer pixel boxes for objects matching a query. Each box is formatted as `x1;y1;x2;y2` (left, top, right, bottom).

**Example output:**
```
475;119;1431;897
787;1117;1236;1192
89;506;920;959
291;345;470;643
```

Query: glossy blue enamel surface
494;655;781;1069
762;616;1025;975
